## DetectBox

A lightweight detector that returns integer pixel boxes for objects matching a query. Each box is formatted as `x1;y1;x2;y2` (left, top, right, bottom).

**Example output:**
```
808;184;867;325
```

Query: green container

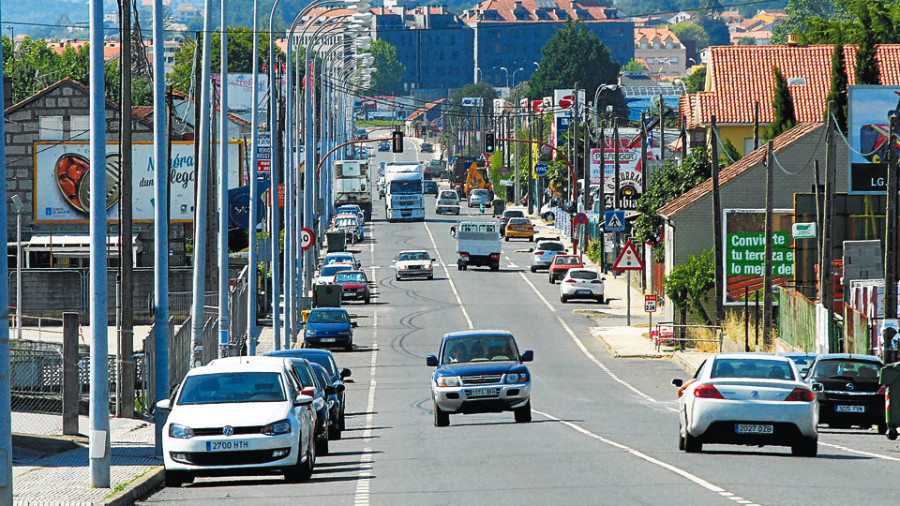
492;199;505;217
326;231;345;252
880;362;900;439
313;284;342;308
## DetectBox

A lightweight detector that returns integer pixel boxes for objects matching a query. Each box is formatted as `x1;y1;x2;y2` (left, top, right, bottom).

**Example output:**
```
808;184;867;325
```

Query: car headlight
399;265;408;270
262;419;292;436
306;329;317;336
169;423;195;439
436;376;460;387
424;264;432;270
340;330;352;337
505;373;527;384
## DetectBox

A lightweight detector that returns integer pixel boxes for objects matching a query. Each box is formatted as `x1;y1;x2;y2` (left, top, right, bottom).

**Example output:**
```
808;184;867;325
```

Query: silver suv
529;239;565;272
467;188;492;208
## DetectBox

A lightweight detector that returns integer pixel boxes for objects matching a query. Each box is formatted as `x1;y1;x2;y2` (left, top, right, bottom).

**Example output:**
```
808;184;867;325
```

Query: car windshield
508;218;530;225
504;211;525;219
335;272;366;283
538;242;565;252
439;191;457;199
811;359;881;381
337;218;358;227
312;366;331;388
308;311;350;324
399;251;430;261
390;180;422;194
555;256;579;265
710;358;796;380
442;336;519;364
177;372;286;405
321;265;351;277
324;255;353;265
472;190;489;197
569;270;598;280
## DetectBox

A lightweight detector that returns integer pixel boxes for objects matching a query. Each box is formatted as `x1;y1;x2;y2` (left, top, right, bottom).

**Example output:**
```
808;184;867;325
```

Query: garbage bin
492;199;505;217
326;231;345;252
880;362;900;440
313;284;342;308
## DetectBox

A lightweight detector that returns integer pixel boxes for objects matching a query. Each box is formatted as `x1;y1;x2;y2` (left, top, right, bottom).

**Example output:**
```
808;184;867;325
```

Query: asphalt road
141;145;900;505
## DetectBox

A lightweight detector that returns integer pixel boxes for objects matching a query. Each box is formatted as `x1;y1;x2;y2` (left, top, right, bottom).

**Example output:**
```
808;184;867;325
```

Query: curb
672;352;702;376
102;466;164;506
593;331;667;359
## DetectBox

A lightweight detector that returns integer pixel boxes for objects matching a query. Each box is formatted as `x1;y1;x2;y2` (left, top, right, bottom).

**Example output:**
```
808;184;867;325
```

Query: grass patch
102;467;153;499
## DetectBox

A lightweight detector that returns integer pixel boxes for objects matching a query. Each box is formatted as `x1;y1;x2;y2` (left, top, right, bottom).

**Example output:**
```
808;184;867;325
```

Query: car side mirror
325;386;336;396
341;368;352;379
294;394;313;406
335;384;346;393
156;398;172;411
527;248;534;252
426;355;438;367
521;350;534;362
671;378;684;388
811;383;824;392
351;321;358;328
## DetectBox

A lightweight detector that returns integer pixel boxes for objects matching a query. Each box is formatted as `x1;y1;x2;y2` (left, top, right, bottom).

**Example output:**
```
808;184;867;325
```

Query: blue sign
229;181;271;229
534;161;549;177
604;210;626;232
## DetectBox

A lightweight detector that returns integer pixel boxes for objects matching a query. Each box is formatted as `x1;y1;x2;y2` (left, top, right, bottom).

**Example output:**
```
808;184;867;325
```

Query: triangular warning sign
612;240;644;271
606;213;623;231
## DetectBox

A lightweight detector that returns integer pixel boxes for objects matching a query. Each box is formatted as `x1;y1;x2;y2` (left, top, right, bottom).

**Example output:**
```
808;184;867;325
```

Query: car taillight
490;253;499;259
591;280;604;284
564;279;577;283
459;252;469;258
534;251;543;255
784;387;815;402
693;384;724;399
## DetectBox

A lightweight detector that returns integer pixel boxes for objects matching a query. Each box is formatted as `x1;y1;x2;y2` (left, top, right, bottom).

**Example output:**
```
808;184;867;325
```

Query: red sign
257;159;271;173
531;100;544;114
499;166;509;177
574;212;588;225
278;184;285;207
558;94;574;109
612;240;644;271
644;294;658;313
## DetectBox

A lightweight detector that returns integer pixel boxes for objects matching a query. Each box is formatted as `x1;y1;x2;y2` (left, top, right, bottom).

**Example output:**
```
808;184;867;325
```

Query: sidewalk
514;204;711;375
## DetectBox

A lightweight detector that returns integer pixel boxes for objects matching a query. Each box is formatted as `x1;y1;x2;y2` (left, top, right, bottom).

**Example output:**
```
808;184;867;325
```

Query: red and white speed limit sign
300;227;314;251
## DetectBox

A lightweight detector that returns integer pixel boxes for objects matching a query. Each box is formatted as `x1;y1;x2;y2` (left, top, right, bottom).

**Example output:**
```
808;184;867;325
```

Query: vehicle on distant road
672;353;818;456
423;180;439;196
316;263;354;285
467;188;492;208
378;140;390;152
548;254;583;283
266;355;331;456
332;214;364;244
303;308;356;351
333;270;371;303
421;142;434;152
805;353;885;432
435;190;460;215
504;217;534;241
335;204;365;225
384;162;425;222
310;362;345;442
159;356;316;486
426;330;534;426
529;239;565;272
394;250;435;280
455;221;501;271
559;268;605;303
322;252;361;270
333;160;372;221
499;209;526;236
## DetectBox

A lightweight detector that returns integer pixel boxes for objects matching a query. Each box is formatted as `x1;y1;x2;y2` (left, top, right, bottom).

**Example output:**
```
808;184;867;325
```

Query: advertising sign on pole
589;146;660;210
847;85;900;194
723;209;794;306
34;141;241;223
211;73;269;112
645;294;658;313
256;131;271;179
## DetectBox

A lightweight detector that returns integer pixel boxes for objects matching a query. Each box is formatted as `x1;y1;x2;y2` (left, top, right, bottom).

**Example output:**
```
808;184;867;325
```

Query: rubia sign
589;145;659;211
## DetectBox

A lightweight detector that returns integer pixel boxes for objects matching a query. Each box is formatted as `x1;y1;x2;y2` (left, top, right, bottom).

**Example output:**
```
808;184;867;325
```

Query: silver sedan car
529;239;566;272
394;250;435;280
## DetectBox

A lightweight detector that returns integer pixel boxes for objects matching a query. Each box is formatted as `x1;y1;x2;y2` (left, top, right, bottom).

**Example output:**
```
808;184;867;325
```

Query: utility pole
218;6;230;358
583;116;590;214
117;0;134;418
711;115;725;326
613;117;621;264
0;6;13;502
640;112;648;292
527;104;534;215
762;141;774;351
680;117;687;160
885;114;898;356
598;114;606;273
658;94;665;161
822;102;836;351
753;101;760;151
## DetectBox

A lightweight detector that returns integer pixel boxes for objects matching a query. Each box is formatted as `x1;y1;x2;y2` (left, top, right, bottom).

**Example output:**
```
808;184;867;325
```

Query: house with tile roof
679;44;900;157
653;122;851;319
461;0;633;88
634;27;686;77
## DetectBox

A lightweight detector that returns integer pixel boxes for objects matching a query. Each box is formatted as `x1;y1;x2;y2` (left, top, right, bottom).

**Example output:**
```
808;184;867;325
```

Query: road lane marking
514;268;555;313
534;409;761;506
424;221;474;330
819;442;900;462
354;264;379;506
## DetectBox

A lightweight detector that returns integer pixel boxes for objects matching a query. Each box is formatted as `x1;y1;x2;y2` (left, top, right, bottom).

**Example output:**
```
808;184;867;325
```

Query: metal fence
776;287;817;352
844;305;873;355
653;322;723;353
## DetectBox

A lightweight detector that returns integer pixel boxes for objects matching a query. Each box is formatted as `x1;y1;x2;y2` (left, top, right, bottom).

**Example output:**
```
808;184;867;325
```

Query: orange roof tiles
635;27;681;46
658;122;821;217
683;44;900;127
464;0;612;24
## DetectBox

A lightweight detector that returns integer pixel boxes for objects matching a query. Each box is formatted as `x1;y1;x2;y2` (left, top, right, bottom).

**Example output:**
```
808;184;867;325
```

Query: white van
436;190;460;215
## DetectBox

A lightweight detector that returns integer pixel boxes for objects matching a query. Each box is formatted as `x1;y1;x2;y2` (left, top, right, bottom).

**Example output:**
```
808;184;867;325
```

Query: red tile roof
406;98;446;121
683;44;900;127
463;0;613;24
658;122;822;218
635;27;681;45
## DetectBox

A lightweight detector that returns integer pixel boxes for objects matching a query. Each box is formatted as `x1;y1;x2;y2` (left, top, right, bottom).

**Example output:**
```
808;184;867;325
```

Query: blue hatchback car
304;308;356;351
426;330;533;427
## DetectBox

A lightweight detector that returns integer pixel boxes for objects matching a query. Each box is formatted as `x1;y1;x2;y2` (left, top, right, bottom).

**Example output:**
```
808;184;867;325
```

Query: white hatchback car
559;268;605;303
673;353;818;456
317;262;355;285
159;356;316;486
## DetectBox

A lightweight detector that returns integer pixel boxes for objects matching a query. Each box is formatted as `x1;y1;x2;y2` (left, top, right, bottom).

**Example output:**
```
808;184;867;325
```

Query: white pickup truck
454;221;501;271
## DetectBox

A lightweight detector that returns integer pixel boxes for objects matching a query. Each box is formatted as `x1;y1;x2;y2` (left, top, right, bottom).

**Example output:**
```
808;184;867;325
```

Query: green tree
825;41;849;132
367;39;405;96
854;6;881;84
683;66;707;93
772;0;849;45
528;21;628;120
737;37;757;46
766;66;797;139
622;59;646;71
671;23;710;51
633;147;716;246
489;151;504;198
169;29;282;95
665;249;716;325
701;17;731;46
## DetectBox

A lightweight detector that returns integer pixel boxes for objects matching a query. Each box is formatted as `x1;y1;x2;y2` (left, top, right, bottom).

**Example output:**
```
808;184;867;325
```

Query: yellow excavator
464;161;493;196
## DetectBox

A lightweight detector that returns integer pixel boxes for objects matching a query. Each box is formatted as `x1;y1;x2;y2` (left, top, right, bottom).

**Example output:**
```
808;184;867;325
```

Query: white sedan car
394;250;435;280
159;356;316;486
559;268;605;303
673;353;818;456
317;262;355;285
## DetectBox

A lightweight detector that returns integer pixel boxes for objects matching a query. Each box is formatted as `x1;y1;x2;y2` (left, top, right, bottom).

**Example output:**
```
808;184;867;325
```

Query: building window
70;115;90;140
40;116;63;141
452;51;460;60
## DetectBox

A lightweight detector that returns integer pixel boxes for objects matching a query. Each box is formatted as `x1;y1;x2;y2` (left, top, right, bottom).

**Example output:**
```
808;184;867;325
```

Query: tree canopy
766;66;797;139
366;39;405;96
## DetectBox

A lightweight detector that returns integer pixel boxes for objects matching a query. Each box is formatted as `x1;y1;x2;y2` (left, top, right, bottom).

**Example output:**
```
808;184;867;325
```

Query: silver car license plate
206;440;249;451
836;405;865;413
465;388;499;398
735;424;774;434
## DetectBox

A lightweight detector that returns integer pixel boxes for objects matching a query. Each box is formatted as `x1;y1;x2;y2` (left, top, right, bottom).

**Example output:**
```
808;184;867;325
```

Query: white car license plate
206;440;249;451
836;405;865;413
321;338;336;343
576;290;591;295
465;388;499;398
735;424;774;434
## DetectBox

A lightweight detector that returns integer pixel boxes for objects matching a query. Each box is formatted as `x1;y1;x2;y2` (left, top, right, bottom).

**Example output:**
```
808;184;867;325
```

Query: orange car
548;254;583;283
504;218;534;241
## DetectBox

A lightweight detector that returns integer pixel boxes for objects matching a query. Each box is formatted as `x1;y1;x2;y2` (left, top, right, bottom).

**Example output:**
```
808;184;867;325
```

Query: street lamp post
11;195;23;340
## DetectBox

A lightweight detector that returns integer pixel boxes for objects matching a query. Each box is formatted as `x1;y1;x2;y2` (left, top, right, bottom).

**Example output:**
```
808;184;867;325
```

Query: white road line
515;269;556;313
819;442;900;462
534;409;762;505
424;221;474;330
354;265;379;506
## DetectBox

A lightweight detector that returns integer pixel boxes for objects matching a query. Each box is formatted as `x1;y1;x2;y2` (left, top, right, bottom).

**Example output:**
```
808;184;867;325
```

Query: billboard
34;141;242;223
847;85;900;194
723;209;794;305
589;145;660;210
211;73;268;112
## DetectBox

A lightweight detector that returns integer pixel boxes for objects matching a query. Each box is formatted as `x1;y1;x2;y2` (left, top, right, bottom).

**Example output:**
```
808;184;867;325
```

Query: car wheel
457;263;463;271
365;296;371;304
329;423;341;440
164;470;186;487
678;432;686;451
491;262;499;271
428;274;434;280
791;437;818;457
514;401;532;423
889;426;898;440
548;274;554;284
315;434;329;456
684;433;702;453
285;439;315;482
339;411;346;431
504;236;509;242
434;402;450;427
560;295;568;303
530;265;537;273
345;341;353;352
597;295;605;304
877;422;888;435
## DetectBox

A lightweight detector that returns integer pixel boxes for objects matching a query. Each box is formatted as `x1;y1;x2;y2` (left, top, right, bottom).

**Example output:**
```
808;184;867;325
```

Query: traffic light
392;131;404;153
485;132;495;153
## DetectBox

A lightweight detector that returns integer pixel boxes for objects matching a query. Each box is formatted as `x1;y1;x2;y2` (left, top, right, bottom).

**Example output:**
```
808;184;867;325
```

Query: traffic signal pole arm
316;137;394;175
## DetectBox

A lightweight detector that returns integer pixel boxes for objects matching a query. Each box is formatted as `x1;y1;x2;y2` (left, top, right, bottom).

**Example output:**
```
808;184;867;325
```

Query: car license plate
206;440;249;451
735;424;774;434
576;290;591;295
465;388;499;398
321;338;336;343
836;405;865;413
